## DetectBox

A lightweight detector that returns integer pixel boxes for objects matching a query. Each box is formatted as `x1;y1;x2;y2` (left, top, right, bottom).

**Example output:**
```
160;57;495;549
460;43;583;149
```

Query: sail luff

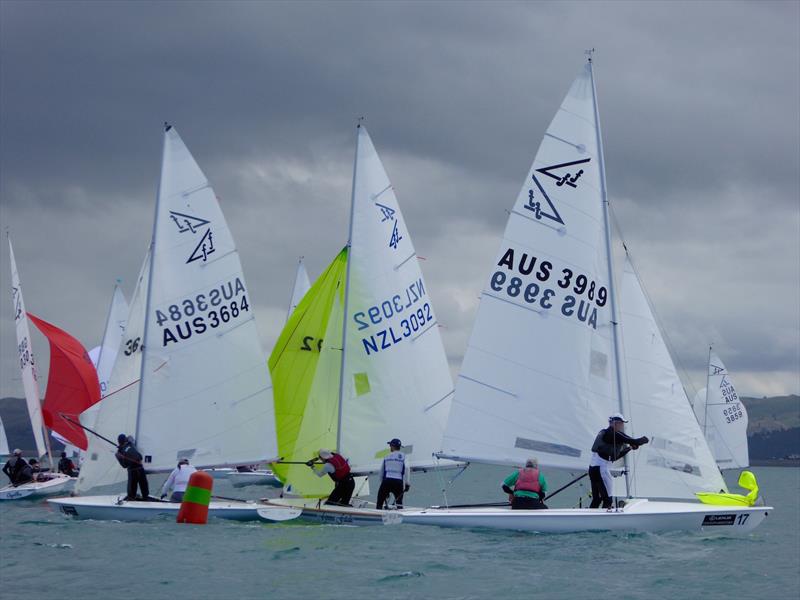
589;57;631;498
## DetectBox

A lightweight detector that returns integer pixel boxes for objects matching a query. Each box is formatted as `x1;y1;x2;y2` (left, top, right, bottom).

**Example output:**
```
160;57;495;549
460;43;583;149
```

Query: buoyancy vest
514;468;541;494
382;451;406;480
327;453;351;481
592;428;624;461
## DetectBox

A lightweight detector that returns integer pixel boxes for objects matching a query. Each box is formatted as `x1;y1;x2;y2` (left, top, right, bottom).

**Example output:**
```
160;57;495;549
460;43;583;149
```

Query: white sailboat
263;124;454;524
693;349;749;470
49;124;288;521
401;58;769;533
0;416;10;457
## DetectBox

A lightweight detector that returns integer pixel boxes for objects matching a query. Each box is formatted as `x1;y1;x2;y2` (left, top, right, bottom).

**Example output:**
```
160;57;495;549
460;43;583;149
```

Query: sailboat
400;57;770;533
49;124;296;522
261;125;454;525
0;417;9;457
228;257;312;489
692;349;749;470
1;237;73;500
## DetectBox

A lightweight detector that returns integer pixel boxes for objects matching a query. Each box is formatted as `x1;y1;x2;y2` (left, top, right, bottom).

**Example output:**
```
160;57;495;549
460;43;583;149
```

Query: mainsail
287;257;311;320
693;350;749;469
78;125;277;491
619;257;726;498
440;62;619;471
27;313;101;451
8;236;47;459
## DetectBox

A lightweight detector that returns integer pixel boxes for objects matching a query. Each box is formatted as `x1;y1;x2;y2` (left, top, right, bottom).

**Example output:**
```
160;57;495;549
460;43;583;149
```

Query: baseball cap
609;413;629;423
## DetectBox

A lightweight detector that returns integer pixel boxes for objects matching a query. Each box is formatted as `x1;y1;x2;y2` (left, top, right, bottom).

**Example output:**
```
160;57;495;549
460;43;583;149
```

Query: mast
134;123;168;446
704;344;712;437
589;54;631;498
336;121;361;452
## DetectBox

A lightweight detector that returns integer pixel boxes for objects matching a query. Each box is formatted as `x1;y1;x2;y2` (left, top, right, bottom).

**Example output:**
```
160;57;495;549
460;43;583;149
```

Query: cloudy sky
1;0;798;402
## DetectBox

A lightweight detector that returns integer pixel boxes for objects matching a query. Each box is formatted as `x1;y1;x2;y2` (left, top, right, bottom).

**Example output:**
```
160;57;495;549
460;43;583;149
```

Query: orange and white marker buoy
176;470;213;524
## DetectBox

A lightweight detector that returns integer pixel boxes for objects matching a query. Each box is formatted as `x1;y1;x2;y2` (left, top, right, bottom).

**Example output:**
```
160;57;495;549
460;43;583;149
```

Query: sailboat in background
0;417;10;457
263;125;455;525
287;257;311;319
693;349;749;470
401;57;769;533
49;124;292;521
1;237;73;500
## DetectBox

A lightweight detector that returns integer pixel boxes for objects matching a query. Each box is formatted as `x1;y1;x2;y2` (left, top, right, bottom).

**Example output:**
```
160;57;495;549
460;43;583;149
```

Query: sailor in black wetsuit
2;449;33;486
116;434;150;501
588;414;649;509
58;452;78;477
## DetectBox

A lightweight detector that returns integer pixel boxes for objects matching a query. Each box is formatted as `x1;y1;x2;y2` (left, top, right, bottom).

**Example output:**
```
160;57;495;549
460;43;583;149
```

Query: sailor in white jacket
160;458;197;502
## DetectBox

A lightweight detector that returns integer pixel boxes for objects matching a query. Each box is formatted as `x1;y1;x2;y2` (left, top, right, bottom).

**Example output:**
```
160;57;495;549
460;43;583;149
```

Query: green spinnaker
269;247;347;497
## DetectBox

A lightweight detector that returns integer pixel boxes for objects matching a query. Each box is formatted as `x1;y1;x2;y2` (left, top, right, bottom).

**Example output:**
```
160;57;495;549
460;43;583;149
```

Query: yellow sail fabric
269;248;347;497
696;470;759;506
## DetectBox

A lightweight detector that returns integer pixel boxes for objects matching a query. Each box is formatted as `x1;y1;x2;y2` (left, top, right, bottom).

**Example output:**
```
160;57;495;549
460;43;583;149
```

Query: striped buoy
176;470;213;524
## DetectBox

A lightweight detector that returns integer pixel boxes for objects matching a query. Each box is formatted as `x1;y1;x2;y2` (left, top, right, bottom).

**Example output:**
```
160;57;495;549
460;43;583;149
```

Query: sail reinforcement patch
515;437;581;457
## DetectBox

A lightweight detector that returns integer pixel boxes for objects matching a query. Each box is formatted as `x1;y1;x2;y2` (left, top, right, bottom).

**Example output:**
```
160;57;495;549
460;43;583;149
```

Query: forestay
341;126;454;473
8;236;47;458
439;63;618;471
287;257;311;320
693;351;749;470
619;256;726;498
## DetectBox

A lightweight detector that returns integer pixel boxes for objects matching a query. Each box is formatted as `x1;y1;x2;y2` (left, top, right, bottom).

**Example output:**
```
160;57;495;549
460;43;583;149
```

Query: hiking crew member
502;457;548;510
116;434;150;501
376;438;410;510
307;449;355;506
589;414;649;509
58;452;78;477
160;458;197;502
2;449;33;486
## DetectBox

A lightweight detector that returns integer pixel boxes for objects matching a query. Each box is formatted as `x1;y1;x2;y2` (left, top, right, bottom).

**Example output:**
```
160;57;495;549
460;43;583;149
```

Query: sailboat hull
400;499;770;534
228;470;282;488
261;497;402;526
47;495;262;521
0;474;74;501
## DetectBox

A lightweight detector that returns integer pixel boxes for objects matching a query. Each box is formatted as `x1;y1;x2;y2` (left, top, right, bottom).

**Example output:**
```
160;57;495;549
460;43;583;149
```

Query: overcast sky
1;0;798;403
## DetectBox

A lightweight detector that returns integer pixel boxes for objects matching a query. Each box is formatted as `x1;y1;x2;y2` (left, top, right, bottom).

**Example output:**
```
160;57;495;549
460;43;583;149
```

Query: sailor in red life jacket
306;448;355;506
501;457;548;510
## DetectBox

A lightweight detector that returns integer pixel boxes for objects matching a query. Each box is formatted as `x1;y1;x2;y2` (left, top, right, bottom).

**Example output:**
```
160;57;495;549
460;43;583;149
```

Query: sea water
0;465;797;600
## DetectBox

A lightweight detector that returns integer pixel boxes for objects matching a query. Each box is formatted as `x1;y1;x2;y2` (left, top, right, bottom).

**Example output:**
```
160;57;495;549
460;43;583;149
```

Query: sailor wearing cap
588;414;649;509
376;438;410;510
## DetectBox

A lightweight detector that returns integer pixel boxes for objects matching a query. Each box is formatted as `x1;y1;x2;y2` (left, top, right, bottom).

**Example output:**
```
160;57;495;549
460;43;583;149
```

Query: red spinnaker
28;312;100;451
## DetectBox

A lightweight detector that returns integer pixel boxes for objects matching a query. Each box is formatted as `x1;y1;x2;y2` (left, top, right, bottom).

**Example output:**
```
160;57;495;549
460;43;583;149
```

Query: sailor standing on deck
116;434;150;501
588;414;649;509
307;449;355;506
376;438;410;509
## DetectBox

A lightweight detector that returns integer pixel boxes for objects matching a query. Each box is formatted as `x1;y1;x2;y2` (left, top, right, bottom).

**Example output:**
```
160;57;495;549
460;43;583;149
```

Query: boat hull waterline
228;470;282;488
0;475;74;501
400;499;770;534
48;495;269;521
262;498;403;526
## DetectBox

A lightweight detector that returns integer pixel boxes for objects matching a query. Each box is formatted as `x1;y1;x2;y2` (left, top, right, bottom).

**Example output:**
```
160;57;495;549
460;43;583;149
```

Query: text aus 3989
155;277;250;347
491;248;607;329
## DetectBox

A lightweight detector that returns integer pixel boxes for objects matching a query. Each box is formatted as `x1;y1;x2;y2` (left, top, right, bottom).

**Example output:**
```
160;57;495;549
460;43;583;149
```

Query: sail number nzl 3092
155;277;250;346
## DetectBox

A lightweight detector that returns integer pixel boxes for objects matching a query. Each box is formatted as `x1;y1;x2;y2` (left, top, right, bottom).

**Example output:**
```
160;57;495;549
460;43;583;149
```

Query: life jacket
514;467;541;494
382;451;406;480
592;428;624;461
327;453;351;481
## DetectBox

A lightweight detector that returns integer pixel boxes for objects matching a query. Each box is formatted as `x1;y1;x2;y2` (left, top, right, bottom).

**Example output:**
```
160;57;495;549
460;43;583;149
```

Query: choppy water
1;465;797;600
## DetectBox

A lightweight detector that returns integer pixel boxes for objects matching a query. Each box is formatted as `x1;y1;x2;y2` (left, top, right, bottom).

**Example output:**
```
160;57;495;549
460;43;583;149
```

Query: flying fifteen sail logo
169;210;216;264
524;158;591;226
375;202;403;250
11;286;22;321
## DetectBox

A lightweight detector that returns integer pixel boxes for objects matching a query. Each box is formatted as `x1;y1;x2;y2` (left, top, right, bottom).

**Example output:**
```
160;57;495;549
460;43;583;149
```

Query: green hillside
741;395;800;434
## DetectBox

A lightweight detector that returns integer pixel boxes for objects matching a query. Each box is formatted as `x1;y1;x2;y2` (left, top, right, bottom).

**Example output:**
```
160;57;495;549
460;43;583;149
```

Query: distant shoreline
750;459;800;467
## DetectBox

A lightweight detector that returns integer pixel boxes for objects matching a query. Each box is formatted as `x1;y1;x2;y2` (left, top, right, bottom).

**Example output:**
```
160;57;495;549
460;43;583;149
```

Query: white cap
609;413;628;423
318;449;333;459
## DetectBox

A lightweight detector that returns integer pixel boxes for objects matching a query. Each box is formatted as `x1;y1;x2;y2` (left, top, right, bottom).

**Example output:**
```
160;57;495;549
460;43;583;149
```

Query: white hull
229;470;282;488
206;468;235;480
48;494;262;521
0;474;74;501
263;497;402;526
400;499;771;534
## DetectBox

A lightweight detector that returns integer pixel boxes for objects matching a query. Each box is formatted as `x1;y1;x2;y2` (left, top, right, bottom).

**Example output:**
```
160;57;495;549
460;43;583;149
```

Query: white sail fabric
8;237;47;458
693;352;749;469
440;63;619;470
620;256;726;498
287;257;311;320
78;252;150;492
341;126;454;473
135;125;277;471
0;416;9;456
80;283;129;431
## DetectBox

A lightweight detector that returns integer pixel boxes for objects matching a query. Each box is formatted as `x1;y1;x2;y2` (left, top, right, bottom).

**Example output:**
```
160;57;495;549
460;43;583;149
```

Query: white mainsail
78;252;150;492
80;283;129;431
440;62;619;471
79;124;278;492
693;350;749;469
0;416;10;456
340;125;454;473
619;256;727;498
8;236;47;459
287;257;311;320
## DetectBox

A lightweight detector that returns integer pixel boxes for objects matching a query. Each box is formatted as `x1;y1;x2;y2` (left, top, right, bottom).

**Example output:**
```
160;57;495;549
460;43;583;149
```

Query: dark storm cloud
1;0;798;398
